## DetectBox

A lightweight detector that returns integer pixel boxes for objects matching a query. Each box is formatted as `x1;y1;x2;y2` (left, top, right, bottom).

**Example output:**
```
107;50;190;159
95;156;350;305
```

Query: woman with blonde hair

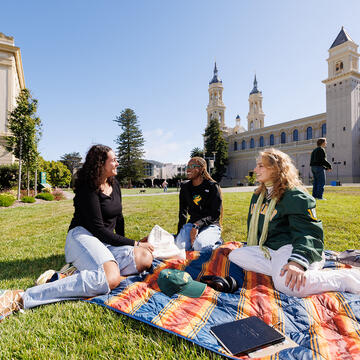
229;148;360;297
175;157;223;251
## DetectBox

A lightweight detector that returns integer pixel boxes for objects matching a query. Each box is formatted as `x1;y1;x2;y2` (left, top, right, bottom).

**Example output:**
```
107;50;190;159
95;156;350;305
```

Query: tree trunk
27;167;30;196
34;169;38;196
17;138;22;201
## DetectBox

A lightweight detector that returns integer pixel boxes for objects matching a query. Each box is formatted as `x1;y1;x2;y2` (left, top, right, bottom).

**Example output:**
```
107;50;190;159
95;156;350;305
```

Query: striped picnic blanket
87;242;360;359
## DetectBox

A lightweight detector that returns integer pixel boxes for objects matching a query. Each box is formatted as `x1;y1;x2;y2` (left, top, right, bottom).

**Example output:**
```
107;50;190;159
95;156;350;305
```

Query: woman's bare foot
0;289;24;320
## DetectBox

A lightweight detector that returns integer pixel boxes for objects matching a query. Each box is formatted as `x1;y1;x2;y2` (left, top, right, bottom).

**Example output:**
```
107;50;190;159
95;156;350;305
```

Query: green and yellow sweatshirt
247;187;324;269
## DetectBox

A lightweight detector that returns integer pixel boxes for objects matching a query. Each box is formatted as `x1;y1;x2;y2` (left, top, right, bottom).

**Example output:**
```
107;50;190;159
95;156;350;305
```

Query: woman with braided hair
175;157;223;251
229;148;360;297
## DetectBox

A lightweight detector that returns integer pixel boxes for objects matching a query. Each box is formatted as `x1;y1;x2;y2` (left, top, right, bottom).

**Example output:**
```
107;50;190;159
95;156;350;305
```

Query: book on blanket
210;316;285;356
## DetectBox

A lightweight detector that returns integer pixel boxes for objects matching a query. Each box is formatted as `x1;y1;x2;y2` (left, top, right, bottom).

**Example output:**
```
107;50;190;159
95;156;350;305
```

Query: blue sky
1;1;360;164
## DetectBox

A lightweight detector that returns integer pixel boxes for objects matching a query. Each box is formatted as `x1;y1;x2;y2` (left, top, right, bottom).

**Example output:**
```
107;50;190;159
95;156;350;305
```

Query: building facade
143;160;186;183
207;28;360;186
0;33;25;165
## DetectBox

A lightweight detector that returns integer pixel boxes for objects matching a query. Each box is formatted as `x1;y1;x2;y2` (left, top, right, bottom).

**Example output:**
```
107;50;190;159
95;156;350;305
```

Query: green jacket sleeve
282;190;324;269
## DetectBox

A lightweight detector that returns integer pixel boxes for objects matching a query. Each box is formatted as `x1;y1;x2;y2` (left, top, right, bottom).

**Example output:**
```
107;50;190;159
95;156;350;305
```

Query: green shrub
245;173;257;186
35;192;54;201
0;164;18;191
21;196;36;203
0;193;16;207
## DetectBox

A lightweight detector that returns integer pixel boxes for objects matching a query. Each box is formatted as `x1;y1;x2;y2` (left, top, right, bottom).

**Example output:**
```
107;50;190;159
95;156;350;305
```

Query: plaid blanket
87;242;360;359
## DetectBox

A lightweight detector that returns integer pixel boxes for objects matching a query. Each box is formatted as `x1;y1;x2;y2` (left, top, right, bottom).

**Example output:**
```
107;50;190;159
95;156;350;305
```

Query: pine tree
114;108;145;187
204;118;228;182
4;89;41;199
60;152;82;187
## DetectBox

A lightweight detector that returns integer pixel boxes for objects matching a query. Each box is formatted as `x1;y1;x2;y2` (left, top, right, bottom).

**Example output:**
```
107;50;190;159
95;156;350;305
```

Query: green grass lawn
0;188;359;359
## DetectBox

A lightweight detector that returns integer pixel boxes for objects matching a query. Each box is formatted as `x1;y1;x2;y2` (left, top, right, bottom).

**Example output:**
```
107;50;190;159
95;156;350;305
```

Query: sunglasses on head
186;164;201;169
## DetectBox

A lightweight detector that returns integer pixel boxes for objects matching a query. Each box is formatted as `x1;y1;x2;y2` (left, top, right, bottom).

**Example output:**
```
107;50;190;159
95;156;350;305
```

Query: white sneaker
35;269;56;285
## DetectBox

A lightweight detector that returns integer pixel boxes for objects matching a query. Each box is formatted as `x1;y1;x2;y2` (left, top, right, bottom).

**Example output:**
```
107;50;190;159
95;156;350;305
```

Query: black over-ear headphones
199;275;239;293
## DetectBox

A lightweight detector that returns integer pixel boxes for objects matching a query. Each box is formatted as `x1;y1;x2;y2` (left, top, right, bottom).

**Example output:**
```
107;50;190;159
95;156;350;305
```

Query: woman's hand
280;261;306;291
190;228;198;246
138;241;154;253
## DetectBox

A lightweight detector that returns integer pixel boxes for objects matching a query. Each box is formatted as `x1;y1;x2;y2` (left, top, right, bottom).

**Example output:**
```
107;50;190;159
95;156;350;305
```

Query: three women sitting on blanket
0;144;154;317
175;156;223;251
229;148;360;298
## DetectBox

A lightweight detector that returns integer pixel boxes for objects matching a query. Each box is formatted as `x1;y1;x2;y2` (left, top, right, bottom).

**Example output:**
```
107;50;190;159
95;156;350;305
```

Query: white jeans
22;226;137;309
229;245;360;297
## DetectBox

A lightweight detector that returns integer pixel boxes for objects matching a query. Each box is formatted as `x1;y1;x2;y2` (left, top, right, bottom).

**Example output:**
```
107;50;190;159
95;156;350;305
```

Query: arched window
241;140;246;150
250;138;255;148
234;141;238;151
250;121;254;131
321;123;326;137
306;127;313;140
293;129;298;141
259;136;264;147
335;61;343;72
270;134;274;145
281;132;286;144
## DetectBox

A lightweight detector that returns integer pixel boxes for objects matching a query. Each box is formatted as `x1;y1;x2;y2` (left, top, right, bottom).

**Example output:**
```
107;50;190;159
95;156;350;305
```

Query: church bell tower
323;27;360;182
206;62;226;128
247;75;265;131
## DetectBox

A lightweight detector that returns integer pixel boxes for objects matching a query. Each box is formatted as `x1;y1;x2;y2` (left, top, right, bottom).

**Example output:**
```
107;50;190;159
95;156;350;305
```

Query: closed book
210;316;285;356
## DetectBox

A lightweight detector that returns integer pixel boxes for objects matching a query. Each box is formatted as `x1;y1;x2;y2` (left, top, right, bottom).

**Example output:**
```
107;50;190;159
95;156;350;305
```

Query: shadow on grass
0;254;65;280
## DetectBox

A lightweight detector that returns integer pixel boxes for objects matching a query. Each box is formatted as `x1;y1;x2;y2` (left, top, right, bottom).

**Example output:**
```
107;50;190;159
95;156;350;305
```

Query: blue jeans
311;166;326;199
22;226;137;309
175;223;222;251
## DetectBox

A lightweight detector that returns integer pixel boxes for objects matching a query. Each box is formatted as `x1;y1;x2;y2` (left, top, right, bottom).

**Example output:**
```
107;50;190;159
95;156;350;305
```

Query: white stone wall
0;33;24;165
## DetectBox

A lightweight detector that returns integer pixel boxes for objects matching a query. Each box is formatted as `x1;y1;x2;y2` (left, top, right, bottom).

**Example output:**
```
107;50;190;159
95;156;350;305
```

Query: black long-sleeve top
177;179;222;234
69;179;135;246
310;147;332;169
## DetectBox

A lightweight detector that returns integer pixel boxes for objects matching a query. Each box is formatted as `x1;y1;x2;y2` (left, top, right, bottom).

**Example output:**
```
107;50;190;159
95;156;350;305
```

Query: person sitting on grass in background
229;148;360;297
0;144;154;319
175;157;223;252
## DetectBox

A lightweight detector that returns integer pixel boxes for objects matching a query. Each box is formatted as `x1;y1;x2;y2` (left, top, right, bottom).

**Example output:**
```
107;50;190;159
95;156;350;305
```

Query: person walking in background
310;138;332;200
175;157;223;251
162;180;168;192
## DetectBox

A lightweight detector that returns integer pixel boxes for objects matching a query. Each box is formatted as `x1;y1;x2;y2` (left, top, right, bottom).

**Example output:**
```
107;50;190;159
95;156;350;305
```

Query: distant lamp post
333;161;341;185
205;152;216;174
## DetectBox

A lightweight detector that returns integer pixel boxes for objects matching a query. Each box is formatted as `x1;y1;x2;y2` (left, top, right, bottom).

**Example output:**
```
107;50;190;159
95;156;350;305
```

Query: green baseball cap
157;269;206;298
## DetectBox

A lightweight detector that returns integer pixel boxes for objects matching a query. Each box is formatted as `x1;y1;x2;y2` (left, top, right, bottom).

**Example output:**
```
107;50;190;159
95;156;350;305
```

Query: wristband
136;241;140;247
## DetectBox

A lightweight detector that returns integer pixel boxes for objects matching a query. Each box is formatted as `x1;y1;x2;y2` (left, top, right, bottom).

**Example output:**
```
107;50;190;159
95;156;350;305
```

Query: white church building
0;32;25;165
206;28;360;186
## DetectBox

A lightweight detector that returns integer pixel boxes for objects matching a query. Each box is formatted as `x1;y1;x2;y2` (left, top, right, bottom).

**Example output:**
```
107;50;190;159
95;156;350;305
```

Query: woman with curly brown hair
0;145;153;317
229;148;360;297
175;156;223;251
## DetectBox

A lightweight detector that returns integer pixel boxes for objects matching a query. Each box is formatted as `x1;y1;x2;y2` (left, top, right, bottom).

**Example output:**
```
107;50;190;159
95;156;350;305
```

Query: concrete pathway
122;183;360;197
